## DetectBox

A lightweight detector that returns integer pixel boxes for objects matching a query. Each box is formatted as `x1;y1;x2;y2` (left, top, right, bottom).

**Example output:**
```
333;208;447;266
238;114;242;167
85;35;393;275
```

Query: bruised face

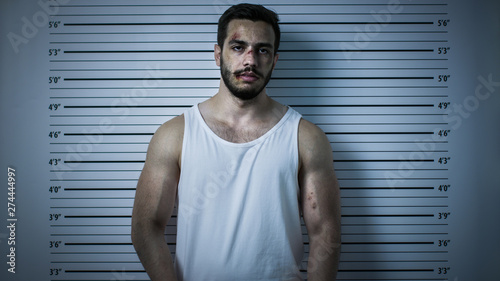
216;19;279;100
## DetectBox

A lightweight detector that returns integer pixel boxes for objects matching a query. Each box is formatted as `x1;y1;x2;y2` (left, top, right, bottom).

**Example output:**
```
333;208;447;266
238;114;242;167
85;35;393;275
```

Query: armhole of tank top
178;107;191;191
293;111;302;196
175;108;191;274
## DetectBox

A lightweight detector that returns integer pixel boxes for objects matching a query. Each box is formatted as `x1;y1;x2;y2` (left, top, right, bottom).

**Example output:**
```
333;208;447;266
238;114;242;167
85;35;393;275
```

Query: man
131;4;341;281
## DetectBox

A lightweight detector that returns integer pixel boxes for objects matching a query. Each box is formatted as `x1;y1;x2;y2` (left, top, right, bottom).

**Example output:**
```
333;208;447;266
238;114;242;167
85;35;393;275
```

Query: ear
271;53;279;71
214;44;222;67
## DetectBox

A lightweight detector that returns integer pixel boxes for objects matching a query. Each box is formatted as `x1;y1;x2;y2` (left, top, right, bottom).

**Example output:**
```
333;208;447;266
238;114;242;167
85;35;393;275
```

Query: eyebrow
228;39;273;49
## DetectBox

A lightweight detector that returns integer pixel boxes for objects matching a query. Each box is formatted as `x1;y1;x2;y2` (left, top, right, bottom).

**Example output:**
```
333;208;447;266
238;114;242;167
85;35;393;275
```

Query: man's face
216;19;279;100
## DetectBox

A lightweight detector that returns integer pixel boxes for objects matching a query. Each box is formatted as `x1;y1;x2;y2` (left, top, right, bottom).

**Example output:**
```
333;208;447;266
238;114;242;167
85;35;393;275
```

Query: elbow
305;209;341;246
131;213;153;250
308;219;340;243
131;216;144;251
307;218;342;260
131;215;164;250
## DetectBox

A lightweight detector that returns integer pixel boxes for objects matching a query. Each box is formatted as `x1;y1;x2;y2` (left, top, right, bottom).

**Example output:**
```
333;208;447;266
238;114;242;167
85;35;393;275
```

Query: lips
235;71;259;82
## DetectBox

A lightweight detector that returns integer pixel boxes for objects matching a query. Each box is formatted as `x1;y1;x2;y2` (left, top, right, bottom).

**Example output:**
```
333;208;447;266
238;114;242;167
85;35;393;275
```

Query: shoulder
152;114;184;146
146;114;185;166
298;118;326;139
298;118;332;169
155;114;184;140
298;118;330;152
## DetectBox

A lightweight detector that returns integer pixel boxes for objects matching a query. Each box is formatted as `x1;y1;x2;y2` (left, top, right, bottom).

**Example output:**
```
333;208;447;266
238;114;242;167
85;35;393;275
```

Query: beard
220;57;273;101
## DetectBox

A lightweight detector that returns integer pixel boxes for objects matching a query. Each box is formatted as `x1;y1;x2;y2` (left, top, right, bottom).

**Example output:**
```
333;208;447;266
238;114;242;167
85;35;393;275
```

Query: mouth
235;71;260;82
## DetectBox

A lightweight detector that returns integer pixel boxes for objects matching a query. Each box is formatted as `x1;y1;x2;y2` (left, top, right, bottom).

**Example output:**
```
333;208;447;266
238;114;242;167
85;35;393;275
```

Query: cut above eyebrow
228;39;247;46
228;39;273;49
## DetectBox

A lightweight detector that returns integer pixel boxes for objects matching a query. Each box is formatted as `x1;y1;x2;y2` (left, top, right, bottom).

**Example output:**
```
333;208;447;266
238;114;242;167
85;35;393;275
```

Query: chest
207;120;274;143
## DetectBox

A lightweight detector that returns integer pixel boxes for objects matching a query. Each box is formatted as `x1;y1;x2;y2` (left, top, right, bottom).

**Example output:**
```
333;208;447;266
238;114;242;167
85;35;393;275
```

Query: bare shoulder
146;114;184;166
298;118;333;169
298;118;331;155
298;118;328;143
154;114;184;140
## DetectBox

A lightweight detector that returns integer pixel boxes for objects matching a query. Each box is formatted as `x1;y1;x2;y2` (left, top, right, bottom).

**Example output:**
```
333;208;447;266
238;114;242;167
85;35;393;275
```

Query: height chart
1;0;499;281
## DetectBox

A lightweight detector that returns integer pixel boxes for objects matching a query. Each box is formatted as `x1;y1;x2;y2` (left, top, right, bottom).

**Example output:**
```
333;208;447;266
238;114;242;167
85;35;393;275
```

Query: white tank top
175;104;304;281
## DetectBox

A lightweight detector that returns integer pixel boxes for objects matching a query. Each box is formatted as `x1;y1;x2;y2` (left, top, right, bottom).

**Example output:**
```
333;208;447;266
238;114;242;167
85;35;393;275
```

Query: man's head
215;4;281;101
217;3;281;55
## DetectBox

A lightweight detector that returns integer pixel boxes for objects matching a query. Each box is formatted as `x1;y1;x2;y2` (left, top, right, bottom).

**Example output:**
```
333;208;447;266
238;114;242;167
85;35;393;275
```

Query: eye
232;45;243;52
259;48;269;54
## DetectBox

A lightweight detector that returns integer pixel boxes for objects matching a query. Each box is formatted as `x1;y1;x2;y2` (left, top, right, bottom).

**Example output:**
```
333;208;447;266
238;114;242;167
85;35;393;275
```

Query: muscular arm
298;119;341;280
131;116;184;281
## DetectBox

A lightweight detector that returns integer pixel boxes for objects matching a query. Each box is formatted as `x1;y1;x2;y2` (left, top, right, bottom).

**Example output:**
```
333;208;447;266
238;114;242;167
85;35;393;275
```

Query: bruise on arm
298;118;341;280
298;118;340;232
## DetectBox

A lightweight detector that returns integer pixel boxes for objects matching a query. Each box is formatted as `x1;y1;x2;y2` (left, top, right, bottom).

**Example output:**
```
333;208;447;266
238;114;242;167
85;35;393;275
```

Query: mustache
233;67;263;77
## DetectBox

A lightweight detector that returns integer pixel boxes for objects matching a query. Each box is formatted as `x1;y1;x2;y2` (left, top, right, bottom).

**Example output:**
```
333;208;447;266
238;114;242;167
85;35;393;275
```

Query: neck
207;79;276;124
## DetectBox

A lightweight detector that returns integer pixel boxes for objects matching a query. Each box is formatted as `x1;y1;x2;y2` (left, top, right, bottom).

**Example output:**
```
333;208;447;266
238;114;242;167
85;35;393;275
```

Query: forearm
307;227;341;280
132;225;177;281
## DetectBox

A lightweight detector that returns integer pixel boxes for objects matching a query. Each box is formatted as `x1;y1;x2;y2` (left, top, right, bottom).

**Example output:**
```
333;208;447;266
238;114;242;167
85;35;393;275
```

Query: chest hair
208;120;274;143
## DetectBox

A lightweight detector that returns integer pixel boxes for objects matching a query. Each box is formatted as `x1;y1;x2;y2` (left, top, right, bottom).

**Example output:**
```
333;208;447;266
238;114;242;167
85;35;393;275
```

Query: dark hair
217;3;281;54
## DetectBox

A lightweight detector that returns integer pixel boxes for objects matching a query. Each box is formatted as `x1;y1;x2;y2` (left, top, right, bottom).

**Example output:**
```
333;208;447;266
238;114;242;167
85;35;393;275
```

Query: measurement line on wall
60;104;436;108
50;68;449;71
54;11;449;15
63;21;437;26
53;3;448;7
49;58;449;62
62;49;436;53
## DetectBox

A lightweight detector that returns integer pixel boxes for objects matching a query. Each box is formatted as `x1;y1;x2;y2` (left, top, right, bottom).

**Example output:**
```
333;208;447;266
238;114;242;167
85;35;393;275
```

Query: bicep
298;120;341;235
132;118;183;229
300;165;340;235
134;158;179;228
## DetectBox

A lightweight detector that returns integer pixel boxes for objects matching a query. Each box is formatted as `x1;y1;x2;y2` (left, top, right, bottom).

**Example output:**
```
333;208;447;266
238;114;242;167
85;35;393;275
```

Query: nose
243;48;258;68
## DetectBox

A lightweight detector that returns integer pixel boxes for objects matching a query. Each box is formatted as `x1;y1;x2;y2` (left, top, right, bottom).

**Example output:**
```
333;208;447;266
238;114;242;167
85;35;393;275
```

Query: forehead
225;19;275;45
